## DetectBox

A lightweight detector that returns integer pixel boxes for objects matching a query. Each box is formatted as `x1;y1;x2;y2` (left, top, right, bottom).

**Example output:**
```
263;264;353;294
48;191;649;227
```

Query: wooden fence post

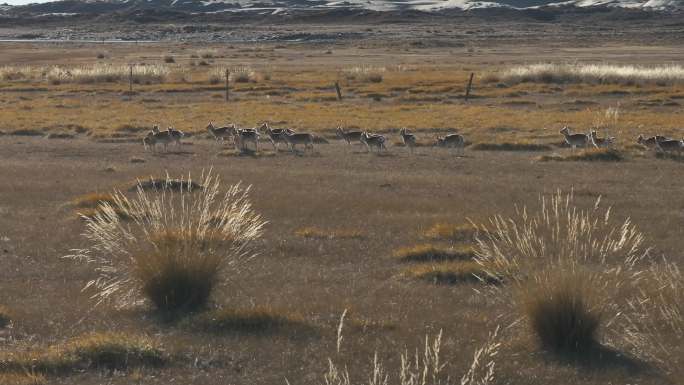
464;72;474;102
334;81;342;101
225;69;230;102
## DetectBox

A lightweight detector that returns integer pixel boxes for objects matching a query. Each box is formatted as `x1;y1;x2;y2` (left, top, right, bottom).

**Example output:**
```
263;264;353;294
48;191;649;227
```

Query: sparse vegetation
66;172;266;312
471;142;552;152
0;332;164;375
183;307;308;334
294;227;363;240
324;328;500;385
392;244;474;262
538;148;624;162
423;222;478;242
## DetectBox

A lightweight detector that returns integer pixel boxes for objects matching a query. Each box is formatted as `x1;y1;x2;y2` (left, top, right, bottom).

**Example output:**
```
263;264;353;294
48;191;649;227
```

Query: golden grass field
0;40;683;385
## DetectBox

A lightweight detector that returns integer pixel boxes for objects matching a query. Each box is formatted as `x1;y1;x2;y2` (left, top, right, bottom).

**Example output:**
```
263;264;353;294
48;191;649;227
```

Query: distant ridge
3;0;683;17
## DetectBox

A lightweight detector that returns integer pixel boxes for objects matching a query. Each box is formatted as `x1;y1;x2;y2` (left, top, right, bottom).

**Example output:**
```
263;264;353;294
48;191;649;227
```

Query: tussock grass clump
294;227;362;240
343;66;385;83
473;190;674;362
184;307;307;334
402;261;494;285
66;171;266;312
495;63;684;86
470;142;552;152
392;244;474;263
223;67;269;84
538;148;624;162
521;270;602;352
423;222;478;242
0;305;11;328
0;333;164;375
46;64;171;84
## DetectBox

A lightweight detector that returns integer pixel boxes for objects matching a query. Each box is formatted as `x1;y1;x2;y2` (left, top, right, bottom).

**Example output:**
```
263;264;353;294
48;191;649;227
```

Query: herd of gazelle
560;126;684;153
143;123;682;155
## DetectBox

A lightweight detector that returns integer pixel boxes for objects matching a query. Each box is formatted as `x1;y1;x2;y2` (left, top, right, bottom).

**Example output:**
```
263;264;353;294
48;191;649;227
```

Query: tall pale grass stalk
497;63;684;85
66;170;266;310
321;328;500;385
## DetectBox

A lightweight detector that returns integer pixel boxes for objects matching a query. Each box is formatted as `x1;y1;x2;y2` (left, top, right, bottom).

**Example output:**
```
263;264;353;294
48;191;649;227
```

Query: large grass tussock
473;191;674;363
495;63;684;86
66;170;266;312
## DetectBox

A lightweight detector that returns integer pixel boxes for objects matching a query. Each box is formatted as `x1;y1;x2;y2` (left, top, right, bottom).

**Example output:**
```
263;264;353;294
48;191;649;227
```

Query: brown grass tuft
0;373;46;385
393;244;475;263
423;222;478;242
401;261;495;285
294;227;363;240
71;193;117;209
0;332;164;375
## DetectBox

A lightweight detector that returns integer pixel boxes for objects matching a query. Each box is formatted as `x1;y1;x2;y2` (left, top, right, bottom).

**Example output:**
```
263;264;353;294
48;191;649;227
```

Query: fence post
334;81;342;101
225;69;230;102
464;72;474;102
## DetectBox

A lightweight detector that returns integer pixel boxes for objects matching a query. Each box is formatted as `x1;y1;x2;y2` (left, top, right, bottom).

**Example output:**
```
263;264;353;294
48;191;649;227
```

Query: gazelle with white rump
559;126;589;151
360;132;387;152
336;127;363;146
283;130;315;153
235;128;260;152
399;128;417;154
260;123;294;151
206;122;237;144
143;126;184;152
589;130;615;148
656;138;684;154
435;133;465;155
637;135;669;150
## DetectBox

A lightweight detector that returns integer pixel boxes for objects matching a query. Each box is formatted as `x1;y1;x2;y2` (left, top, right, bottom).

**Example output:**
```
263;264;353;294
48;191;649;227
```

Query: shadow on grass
542;342;660;377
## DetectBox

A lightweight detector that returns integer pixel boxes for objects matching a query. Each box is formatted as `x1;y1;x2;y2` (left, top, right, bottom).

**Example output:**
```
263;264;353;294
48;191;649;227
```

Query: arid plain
0;36;683;385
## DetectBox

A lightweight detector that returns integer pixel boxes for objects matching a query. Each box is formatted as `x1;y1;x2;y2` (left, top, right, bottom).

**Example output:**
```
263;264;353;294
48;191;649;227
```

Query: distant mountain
4;0;683;16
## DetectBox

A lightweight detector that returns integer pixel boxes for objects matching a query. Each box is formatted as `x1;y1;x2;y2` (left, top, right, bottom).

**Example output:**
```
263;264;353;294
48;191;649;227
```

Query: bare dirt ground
0;34;683;385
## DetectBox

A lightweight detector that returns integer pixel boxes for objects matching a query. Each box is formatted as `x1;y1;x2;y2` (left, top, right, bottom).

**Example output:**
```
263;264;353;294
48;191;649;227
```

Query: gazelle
360;132;387;152
336;127;363;146
656;138;684;154
559;126;589;151
435;134;465;155
235;128;259;152
283;130;315;153
143;128;183;152
589;130;615;148
260;123;294;151
637;135;669;150
399;128;417;154
206;122;236;143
